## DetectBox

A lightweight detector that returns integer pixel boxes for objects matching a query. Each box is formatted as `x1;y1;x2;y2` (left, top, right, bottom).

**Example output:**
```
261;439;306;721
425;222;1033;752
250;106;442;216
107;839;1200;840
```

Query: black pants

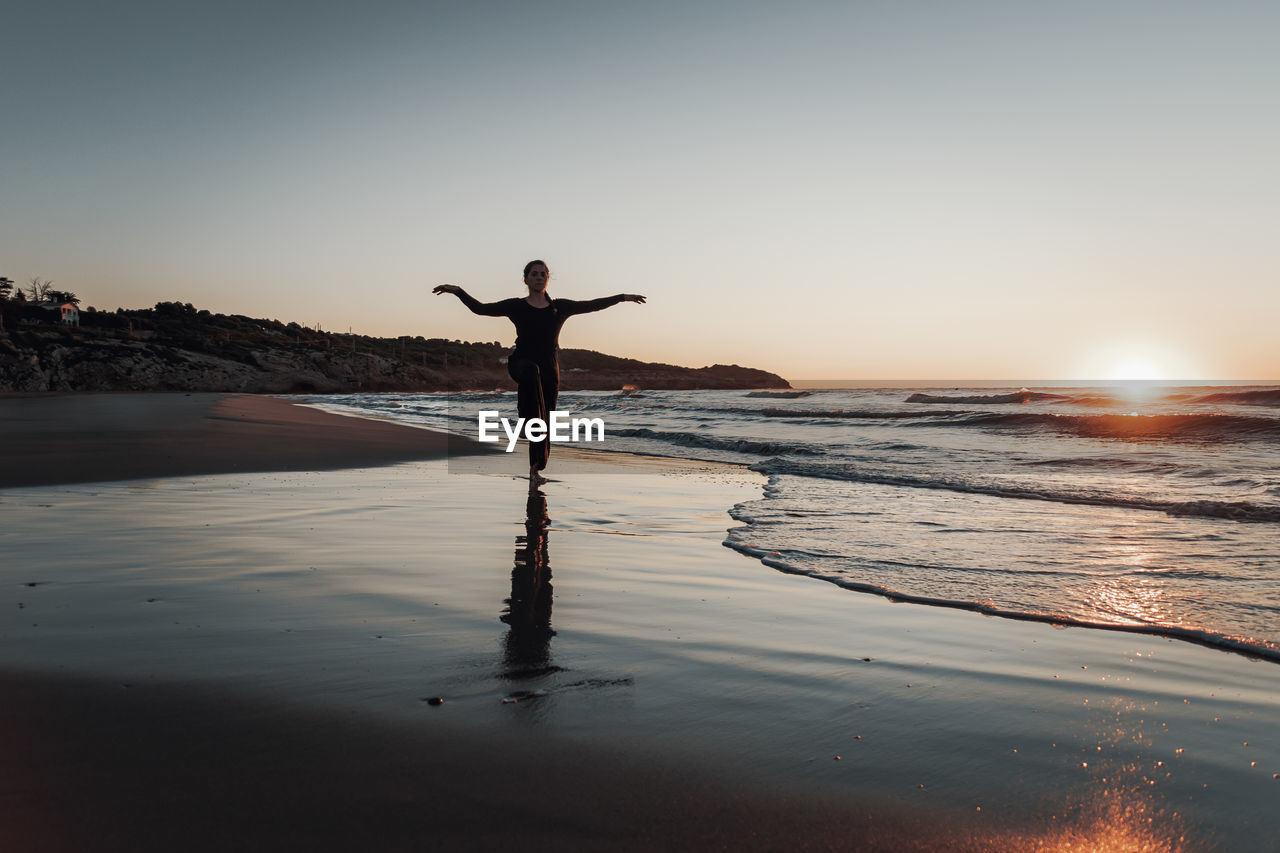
507;354;559;471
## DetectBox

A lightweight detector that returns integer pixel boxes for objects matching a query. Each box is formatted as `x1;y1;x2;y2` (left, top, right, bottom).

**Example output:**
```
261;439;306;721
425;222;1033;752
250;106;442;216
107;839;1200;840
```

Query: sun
1104;357;1168;383
1073;340;1207;387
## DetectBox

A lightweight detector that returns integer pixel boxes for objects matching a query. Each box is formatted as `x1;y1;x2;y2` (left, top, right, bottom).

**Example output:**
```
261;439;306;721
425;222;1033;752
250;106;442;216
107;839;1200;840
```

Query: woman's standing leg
534;360;560;472
508;356;549;474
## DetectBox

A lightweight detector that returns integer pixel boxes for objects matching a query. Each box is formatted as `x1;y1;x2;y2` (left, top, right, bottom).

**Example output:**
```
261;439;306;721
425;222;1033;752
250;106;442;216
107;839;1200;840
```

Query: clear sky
3;0;1277;381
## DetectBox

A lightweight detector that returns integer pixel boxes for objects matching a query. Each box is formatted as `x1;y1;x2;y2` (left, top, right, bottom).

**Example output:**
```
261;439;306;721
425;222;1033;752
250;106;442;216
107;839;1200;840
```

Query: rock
0;321;790;393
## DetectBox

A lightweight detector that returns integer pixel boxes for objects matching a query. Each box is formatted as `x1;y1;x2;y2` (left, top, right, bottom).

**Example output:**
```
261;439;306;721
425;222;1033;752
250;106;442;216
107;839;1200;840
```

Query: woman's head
523;259;549;293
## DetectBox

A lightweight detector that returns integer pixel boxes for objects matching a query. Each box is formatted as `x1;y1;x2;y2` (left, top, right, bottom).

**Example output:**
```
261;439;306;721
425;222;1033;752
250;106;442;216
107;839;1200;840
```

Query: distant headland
0;297;789;393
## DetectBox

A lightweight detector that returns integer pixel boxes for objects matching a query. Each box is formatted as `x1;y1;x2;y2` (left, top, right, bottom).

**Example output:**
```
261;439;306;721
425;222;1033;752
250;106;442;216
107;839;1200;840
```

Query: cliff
0;303;789;393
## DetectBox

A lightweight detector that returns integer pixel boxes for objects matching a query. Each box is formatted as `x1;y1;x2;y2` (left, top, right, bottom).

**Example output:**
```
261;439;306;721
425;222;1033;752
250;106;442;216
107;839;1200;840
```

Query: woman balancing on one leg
434;260;645;485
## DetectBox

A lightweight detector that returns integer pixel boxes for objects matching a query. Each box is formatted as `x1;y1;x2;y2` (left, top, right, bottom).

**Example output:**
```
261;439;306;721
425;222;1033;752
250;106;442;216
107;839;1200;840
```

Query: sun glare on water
1097;350;1186;403
1101;360;1167;405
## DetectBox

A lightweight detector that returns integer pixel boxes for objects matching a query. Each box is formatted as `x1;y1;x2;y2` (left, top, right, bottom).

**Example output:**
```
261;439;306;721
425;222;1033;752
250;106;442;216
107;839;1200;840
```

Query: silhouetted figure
500;487;556;677
434;260;645;485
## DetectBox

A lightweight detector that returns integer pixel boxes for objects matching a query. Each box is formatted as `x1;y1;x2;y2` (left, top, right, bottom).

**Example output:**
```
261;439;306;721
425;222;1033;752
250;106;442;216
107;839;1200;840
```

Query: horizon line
786;379;1280;388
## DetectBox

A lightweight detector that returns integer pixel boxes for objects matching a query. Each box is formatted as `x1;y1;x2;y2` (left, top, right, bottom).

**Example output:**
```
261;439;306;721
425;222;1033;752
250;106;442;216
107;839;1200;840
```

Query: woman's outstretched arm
432;284;511;317
559;293;646;316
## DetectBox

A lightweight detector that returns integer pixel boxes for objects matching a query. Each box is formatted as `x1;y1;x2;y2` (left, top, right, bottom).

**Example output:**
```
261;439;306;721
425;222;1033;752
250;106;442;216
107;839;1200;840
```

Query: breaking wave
749;458;1280;523
906;390;1071;405
1192;387;1280;407
762;407;970;420
948;411;1280;442
608;427;829;457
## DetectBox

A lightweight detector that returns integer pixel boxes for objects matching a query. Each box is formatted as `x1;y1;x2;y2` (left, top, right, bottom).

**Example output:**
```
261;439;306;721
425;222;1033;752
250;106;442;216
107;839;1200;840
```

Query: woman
434;260;645;484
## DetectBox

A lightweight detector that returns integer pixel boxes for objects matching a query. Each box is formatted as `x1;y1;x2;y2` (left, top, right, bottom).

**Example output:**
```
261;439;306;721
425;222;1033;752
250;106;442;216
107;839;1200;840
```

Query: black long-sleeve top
455;292;626;363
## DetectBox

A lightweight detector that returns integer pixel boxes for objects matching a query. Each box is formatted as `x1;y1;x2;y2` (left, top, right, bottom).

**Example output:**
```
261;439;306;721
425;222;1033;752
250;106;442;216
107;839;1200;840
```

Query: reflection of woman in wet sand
434;260;645;485
501;488;555;676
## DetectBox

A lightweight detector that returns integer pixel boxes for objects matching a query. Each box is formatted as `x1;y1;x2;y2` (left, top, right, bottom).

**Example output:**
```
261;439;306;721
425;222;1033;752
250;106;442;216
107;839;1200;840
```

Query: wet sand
3;394;1278;850
0;393;477;488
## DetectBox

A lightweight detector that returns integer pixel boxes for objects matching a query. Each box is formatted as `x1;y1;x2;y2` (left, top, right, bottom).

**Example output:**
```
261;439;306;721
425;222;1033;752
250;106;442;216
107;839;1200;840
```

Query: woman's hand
622;294;646;304
433;284;462;296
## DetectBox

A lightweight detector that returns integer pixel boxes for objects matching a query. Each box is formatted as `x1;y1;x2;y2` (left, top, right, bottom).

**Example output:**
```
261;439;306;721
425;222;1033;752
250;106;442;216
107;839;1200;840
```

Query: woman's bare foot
529;466;548;487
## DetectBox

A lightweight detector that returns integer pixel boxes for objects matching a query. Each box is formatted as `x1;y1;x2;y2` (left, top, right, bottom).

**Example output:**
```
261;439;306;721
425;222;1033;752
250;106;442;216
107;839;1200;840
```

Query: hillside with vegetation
0;295;789;393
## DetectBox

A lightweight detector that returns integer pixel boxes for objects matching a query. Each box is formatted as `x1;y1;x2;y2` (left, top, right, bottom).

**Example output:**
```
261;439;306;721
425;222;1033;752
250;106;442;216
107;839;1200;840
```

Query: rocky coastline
0;306;788;393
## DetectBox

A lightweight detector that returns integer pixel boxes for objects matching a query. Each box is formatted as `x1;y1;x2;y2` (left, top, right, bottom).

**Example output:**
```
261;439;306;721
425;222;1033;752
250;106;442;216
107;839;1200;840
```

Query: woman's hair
523;259;549;279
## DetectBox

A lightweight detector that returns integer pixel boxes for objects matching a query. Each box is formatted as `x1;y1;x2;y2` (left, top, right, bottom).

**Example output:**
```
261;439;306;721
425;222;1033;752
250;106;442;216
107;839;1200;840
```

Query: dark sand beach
0;392;479;488
3;394;1278;850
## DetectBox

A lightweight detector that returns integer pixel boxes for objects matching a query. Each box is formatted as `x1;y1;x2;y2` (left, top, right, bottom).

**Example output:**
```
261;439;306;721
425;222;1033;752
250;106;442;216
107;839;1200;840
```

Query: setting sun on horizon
1065;338;1219;387
1103;356;1170;383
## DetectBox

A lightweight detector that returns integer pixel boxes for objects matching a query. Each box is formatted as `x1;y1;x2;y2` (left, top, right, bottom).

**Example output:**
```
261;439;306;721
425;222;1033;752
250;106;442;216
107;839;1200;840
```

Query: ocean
296;384;1280;661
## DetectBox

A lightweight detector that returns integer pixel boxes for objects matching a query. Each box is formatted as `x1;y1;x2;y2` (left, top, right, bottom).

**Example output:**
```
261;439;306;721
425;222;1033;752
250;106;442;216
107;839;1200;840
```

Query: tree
26;277;55;303
0;277;13;300
47;289;80;305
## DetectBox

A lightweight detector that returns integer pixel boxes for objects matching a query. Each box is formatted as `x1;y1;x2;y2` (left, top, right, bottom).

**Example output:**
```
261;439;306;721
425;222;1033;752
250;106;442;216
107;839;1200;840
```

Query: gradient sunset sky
4;1;1277;381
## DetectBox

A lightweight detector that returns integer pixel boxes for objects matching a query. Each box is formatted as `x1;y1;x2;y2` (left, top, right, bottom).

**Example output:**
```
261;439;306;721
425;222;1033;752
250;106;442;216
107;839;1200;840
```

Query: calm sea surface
297;384;1280;660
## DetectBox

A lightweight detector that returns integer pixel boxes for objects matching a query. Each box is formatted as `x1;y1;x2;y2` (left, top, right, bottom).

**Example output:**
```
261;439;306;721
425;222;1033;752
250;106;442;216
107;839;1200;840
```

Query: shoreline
732;536;1280;665
4;393;1278;849
298;391;1280;665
